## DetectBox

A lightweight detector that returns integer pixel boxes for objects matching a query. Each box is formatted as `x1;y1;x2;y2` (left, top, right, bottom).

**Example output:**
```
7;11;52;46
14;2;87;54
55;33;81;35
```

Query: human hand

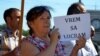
49;27;60;44
75;36;86;49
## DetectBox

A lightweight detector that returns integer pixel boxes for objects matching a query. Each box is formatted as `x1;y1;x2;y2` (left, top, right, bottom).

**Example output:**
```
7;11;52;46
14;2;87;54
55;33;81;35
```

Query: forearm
70;45;79;56
70;36;86;56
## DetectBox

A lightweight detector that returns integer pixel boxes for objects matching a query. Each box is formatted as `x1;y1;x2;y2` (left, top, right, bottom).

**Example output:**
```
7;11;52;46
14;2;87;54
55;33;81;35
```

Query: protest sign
54;13;90;41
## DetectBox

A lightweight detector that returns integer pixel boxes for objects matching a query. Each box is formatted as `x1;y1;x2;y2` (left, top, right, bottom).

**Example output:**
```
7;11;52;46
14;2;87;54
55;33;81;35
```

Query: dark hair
26;6;52;35
3;8;20;23
67;2;85;15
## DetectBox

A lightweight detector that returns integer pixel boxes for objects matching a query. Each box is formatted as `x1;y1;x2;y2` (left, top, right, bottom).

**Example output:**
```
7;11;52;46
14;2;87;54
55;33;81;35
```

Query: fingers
49;27;60;43
76;35;86;49
50;28;59;37
50;26;59;37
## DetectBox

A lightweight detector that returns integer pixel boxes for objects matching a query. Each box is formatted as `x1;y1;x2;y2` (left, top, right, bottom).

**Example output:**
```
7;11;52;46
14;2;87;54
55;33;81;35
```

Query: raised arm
70;37;86;56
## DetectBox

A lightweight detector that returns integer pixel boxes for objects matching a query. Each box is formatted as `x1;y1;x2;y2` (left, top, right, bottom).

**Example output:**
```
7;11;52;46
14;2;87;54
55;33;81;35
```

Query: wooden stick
18;0;24;48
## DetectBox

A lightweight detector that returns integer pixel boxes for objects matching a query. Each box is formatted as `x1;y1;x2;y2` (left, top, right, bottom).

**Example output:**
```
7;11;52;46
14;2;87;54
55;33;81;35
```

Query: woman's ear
28;22;33;28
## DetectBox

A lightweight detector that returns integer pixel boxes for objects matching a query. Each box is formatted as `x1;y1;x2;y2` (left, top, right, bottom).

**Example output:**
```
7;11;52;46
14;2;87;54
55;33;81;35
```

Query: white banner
54;13;91;41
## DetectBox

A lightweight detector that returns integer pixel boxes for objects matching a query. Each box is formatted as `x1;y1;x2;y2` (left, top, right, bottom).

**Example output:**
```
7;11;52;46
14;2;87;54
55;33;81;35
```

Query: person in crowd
20;6;86;56
0;8;23;56
61;2;98;56
91;25;99;56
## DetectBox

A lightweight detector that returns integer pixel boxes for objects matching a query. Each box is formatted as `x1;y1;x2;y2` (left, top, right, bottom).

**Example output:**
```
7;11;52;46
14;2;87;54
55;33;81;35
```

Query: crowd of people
0;2;99;56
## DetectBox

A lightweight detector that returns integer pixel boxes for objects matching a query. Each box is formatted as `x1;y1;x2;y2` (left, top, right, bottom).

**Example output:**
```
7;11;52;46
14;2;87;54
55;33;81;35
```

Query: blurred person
20;6;86;56
61;2;98;56
91;25;95;39
91;25;99;56
0;8;23;56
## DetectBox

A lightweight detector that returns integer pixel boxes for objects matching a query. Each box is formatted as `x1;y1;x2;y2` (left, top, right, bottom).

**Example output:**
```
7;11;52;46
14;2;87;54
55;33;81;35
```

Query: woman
20;6;85;56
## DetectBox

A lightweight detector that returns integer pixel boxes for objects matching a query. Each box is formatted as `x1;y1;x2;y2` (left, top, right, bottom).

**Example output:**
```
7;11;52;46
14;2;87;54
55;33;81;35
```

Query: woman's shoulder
21;35;36;46
21;36;35;49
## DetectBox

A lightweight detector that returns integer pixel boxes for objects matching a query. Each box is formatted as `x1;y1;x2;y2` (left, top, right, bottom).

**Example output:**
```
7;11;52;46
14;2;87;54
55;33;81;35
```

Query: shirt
0;28;20;56
23;35;66;56
61;38;98;56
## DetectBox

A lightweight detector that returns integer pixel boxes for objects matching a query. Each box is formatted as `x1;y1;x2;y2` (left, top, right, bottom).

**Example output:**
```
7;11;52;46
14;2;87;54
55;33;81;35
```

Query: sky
0;0;100;30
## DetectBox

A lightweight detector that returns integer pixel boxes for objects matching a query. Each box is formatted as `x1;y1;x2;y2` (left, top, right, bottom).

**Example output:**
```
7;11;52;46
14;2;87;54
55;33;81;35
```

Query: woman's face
30;11;51;35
